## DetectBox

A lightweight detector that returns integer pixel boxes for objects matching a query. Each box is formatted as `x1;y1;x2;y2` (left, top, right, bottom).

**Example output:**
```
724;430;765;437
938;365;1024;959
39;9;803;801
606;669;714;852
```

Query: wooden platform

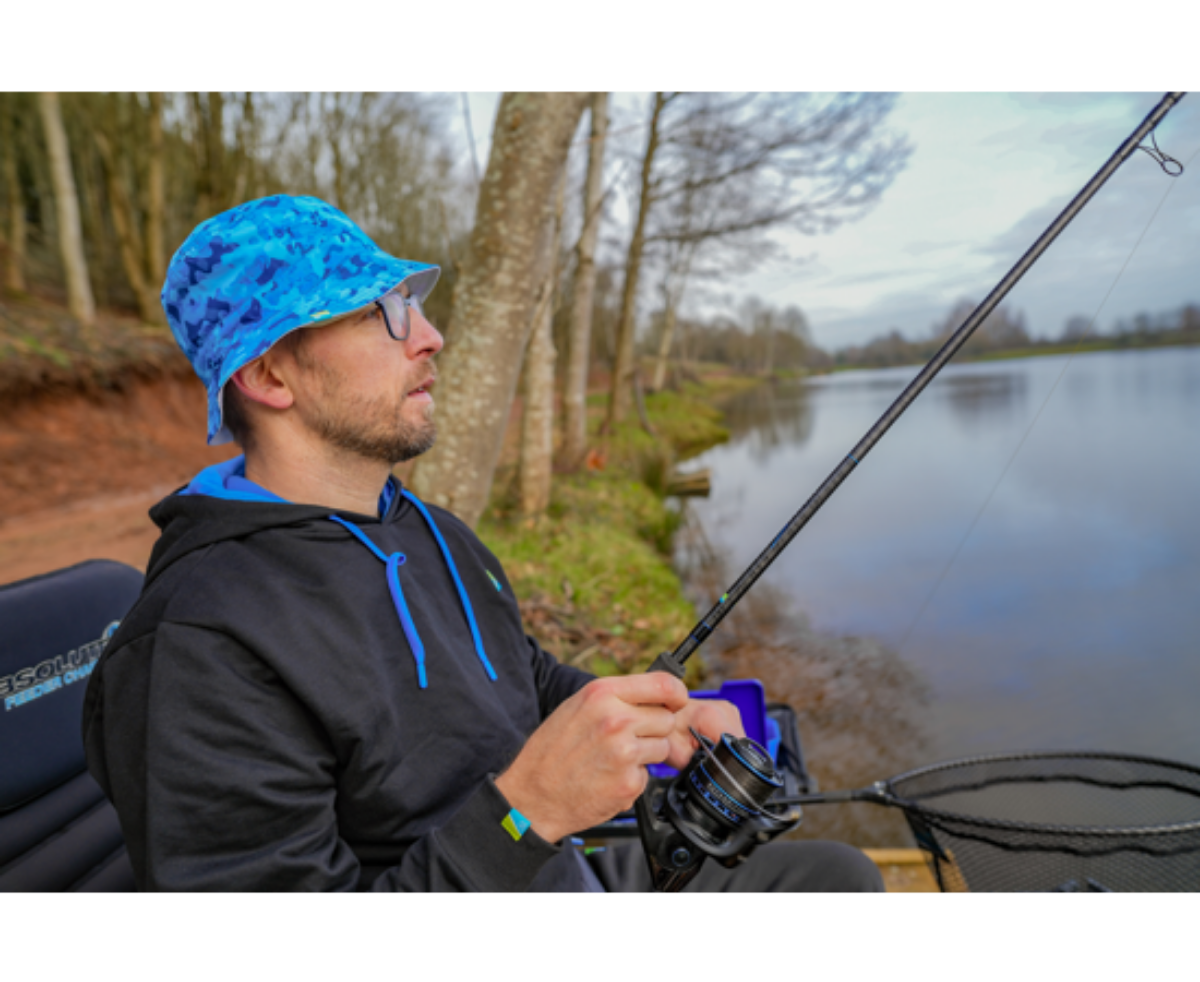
863;849;939;893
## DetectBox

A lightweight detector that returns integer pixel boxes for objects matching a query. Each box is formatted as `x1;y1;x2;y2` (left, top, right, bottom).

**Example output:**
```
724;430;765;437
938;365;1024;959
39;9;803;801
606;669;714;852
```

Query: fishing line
895;142;1198;657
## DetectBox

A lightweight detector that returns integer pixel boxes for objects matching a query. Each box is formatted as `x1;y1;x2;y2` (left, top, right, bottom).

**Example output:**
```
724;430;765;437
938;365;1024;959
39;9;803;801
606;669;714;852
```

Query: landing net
881;751;1200;892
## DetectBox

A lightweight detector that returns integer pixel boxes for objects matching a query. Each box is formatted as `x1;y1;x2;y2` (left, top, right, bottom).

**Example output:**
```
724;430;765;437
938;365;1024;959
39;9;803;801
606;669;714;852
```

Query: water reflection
720;379;817;465
683;348;1200;784
935;369;1029;429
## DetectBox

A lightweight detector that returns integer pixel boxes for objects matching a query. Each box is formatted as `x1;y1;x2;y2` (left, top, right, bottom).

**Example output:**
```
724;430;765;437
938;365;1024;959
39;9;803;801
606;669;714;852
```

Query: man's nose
407;309;444;358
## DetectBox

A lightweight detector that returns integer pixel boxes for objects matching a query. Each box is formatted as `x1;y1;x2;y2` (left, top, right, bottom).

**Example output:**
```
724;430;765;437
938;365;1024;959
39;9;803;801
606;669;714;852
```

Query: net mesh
884;752;1200;892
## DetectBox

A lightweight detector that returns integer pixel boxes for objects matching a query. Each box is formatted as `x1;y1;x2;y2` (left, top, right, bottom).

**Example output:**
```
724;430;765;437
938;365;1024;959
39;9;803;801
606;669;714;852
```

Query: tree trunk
560;92;609;471
651;295;678;391
38;92;95;328
145;92;166;287
231;92;254;205
2;97;27;293
409;92;588;528
206;92;227;209
517;170;567;518
94;128;159;324
604;92;666;433
517;283;557;518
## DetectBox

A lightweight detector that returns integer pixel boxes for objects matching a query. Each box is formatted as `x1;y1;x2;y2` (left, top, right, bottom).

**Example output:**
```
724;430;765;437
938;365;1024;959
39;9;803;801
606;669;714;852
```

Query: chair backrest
0;560;143;891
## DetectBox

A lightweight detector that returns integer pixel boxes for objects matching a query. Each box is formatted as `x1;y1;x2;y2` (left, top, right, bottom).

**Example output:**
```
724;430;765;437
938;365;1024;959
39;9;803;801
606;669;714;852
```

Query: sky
453;93;1199;350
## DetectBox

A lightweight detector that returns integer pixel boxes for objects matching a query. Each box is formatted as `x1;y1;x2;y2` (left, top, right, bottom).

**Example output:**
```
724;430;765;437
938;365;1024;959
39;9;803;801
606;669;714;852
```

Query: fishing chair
0;560;143;892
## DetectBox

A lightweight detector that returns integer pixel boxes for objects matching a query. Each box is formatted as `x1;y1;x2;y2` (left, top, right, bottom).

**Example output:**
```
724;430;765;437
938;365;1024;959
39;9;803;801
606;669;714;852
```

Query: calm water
679;347;1200;763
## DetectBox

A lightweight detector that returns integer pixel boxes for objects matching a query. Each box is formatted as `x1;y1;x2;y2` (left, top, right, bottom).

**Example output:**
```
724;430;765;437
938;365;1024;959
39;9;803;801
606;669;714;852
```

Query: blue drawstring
328;492;497;689
401;490;498;682
386;553;426;689
329;514;427;689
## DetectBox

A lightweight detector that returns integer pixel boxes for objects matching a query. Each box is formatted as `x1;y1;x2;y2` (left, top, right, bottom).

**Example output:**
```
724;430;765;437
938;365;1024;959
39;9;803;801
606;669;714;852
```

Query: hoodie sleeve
526;634;593;720
91;622;560;892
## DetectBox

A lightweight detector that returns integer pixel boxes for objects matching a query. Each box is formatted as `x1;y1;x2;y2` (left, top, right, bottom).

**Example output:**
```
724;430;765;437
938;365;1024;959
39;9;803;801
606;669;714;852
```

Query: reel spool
636;728;802;891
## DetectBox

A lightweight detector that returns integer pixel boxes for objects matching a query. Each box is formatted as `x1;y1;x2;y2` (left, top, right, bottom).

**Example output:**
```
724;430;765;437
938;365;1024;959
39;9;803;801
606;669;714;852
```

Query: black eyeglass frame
376;290;424;342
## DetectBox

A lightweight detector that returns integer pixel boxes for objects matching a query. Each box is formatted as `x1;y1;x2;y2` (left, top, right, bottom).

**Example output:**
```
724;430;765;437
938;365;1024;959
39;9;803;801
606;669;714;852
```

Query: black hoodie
82;467;595;891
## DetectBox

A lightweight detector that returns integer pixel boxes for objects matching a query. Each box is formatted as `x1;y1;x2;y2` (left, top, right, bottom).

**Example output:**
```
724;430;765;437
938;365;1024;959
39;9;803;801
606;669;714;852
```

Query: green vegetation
968;334;1200;362
822;332;1200;374
479;371;757;682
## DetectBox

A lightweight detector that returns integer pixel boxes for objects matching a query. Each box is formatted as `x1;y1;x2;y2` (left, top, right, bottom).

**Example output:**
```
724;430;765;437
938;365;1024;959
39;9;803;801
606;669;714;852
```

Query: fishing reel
636;727;802;892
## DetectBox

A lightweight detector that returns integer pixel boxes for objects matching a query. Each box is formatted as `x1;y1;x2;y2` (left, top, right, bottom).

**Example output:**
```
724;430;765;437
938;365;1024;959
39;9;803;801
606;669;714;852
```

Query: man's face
285;288;444;466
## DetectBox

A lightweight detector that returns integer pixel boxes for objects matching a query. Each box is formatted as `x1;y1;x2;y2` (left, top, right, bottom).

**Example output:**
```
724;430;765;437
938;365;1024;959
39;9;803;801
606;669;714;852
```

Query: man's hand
495;674;688;843
665;697;745;770
495;677;748;843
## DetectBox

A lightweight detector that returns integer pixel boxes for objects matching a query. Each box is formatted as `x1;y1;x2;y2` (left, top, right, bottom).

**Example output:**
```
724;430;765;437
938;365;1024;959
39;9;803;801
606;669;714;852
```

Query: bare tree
517;172;567;518
606;93;909;427
604;92;669;433
650;234;701;391
410;92;589;528
92;95;164;324
560;93;610;471
145;92;167;289
38;92;95;328
1;94;28;293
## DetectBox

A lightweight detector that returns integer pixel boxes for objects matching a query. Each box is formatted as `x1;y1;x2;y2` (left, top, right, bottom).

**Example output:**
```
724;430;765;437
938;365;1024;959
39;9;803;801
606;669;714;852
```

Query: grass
478;370;758;682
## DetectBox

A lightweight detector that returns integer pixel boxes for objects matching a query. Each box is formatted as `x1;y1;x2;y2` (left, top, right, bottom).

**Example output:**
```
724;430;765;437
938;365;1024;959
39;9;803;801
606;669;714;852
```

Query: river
677;346;1200;767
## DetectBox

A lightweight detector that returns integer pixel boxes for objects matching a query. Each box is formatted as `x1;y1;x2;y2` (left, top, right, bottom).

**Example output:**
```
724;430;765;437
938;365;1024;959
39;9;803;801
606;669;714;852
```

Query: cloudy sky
456;93;1198;350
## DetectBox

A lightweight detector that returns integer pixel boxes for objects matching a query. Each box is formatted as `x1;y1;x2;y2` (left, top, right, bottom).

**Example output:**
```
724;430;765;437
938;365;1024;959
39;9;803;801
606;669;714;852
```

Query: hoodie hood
146;456;398;591
149;456;494;691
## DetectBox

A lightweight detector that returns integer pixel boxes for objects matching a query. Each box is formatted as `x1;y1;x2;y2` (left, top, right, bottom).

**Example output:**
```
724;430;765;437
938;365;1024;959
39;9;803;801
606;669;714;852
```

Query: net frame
878;751;1200;892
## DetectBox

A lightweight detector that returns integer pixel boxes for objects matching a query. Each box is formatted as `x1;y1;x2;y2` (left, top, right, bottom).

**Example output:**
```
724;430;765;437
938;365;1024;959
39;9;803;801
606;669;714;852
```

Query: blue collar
181;454;396;518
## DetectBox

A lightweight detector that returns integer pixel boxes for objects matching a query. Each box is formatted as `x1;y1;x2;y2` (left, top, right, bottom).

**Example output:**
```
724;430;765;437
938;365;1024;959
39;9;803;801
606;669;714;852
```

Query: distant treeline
827;299;1200;370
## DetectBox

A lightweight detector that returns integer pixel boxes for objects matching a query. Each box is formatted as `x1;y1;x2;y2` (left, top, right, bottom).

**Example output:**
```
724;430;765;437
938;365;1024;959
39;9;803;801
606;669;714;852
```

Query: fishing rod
635;91;1188;891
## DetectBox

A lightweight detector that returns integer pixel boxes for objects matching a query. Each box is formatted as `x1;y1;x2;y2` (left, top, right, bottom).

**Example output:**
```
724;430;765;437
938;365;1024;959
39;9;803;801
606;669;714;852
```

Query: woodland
0;92;909;526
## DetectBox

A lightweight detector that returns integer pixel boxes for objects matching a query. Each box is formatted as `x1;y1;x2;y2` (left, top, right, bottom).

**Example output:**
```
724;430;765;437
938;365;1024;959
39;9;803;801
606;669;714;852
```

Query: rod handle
647;650;687;680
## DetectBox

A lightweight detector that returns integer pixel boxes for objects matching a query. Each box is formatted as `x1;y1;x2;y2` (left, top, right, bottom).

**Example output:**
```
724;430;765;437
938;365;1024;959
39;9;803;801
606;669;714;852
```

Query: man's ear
230;353;295;411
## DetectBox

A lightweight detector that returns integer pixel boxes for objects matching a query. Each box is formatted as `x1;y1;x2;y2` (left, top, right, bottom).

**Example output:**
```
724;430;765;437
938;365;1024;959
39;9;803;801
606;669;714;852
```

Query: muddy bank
1;371;233;519
0;372;236;584
675;519;932;849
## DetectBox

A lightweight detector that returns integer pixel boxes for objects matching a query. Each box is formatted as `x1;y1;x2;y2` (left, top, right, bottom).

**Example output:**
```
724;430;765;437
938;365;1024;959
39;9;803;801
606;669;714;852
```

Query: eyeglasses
375;289;425;342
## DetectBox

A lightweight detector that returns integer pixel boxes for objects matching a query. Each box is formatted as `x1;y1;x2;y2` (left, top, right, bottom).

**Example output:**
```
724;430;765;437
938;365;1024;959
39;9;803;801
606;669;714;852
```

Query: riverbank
477;372;759;682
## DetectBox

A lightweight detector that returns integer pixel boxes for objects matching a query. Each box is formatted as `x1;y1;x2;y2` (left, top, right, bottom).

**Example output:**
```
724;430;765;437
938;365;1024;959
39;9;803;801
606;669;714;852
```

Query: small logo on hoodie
485;570;503;592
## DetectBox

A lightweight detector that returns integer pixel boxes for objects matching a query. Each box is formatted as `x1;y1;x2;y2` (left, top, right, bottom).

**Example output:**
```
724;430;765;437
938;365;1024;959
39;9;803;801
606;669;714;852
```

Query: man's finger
630;705;677;739
633;736;672;767
609;672;689;711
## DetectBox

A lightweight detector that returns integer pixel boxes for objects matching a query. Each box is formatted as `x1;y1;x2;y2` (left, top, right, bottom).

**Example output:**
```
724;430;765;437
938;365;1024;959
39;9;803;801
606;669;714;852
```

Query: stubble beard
297;362;438;467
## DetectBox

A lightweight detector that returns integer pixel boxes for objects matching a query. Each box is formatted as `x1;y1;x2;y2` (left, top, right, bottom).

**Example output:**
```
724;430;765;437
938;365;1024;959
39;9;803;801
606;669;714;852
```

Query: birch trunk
560;92;608;471
39;92;95;328
2;99;27;293
409;92;588;528
603;93;665;433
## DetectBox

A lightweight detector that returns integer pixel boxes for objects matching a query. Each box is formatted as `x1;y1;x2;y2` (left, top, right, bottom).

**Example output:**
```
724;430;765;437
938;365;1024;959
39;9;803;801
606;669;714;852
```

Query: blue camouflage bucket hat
162;194;440;445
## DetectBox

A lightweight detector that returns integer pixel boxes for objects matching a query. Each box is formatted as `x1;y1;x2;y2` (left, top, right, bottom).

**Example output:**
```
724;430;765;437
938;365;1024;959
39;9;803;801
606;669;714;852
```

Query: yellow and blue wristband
501;808;532;842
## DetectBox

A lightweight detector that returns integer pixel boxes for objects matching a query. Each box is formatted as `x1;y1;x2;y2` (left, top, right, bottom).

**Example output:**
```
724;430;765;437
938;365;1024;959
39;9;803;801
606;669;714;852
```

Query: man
83;195;882;892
